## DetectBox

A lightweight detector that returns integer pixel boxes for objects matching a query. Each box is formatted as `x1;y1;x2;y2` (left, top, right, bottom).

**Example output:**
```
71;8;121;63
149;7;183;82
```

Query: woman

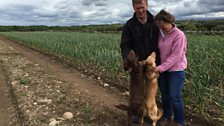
154;10;187;126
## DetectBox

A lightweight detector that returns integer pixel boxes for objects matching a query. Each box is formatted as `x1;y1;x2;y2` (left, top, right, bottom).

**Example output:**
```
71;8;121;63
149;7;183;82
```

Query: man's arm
120;24;132;60
154;24;161;66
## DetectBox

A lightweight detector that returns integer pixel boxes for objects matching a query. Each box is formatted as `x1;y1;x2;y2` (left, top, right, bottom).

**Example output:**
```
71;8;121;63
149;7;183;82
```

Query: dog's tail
147;109;163;121
114;104;129;111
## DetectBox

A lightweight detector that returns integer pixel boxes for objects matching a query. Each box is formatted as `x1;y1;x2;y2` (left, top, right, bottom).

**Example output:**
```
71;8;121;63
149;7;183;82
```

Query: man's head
132;0;148;21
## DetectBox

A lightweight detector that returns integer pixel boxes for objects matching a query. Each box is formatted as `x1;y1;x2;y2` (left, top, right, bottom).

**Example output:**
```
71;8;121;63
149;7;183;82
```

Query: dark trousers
158;71;185;125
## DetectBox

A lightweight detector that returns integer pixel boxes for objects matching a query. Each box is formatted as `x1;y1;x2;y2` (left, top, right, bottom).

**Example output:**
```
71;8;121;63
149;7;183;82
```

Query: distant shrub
196;25;208;31
212;25;224;31
183;23;197;31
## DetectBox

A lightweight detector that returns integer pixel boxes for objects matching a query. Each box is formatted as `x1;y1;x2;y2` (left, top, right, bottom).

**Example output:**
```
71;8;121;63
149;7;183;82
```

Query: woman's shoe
173;123;183;126
169;121;183;126
158;118;171;126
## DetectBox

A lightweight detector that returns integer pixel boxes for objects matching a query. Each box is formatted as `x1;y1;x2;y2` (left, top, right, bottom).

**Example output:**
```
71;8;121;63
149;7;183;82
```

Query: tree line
0;19;223;33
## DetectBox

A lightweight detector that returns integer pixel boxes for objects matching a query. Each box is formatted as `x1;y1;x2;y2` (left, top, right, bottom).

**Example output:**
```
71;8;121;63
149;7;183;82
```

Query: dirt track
0;36;123;110
0;70;10;125
0;35;130;126
0;35;222;126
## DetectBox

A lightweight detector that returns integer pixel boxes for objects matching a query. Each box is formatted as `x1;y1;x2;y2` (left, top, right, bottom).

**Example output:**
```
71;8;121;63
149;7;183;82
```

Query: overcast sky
0;0;223;26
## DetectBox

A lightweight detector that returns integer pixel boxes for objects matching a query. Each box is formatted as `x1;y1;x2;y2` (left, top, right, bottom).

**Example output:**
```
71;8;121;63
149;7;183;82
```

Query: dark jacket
120;11;160;65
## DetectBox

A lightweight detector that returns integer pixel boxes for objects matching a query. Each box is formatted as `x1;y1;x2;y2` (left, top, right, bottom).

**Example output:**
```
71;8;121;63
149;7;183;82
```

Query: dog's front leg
152;121;156;126
139;118;144;126
128;111;132;126
139;112;144;126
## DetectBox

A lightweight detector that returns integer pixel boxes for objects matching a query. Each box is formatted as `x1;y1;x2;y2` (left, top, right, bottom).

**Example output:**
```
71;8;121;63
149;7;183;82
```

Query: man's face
133;0;148;20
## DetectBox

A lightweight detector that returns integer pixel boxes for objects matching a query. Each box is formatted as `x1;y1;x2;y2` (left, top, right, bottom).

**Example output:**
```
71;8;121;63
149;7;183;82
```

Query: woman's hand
155;67;160;74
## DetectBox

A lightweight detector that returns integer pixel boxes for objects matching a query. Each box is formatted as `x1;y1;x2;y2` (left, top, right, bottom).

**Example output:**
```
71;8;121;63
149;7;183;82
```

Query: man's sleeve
154;25;161;66
120;24;131;60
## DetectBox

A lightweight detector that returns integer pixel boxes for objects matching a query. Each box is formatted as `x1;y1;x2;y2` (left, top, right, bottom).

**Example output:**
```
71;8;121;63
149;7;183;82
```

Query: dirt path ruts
0;68;10;126
0;35;129;126
0;36;124;109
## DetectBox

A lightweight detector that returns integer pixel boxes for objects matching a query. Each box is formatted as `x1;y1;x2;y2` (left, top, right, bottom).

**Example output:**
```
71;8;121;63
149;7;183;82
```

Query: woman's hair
154;10;175;23
132;0;148;6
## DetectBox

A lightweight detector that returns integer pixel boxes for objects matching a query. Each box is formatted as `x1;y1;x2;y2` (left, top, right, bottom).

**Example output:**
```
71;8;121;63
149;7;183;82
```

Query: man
120;0;160;65
120;0;160;124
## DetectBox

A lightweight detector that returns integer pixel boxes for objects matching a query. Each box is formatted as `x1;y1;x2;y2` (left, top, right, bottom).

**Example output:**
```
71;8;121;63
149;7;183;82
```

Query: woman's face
156;20;172;33
133;0;148;21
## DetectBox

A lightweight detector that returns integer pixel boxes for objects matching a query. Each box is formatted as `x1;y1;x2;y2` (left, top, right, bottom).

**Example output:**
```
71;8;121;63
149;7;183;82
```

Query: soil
0;35;223;126
0;69;10;125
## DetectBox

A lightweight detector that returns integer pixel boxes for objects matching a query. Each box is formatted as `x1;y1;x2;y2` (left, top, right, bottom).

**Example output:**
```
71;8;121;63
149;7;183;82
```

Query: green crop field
0;31;223;120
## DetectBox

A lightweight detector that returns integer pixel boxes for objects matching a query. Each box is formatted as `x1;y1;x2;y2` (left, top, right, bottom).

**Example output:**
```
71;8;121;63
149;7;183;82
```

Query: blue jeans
158;71;185;125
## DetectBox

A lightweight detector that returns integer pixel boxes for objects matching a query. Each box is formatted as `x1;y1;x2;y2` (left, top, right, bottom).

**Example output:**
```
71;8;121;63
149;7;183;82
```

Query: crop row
0;32;223;120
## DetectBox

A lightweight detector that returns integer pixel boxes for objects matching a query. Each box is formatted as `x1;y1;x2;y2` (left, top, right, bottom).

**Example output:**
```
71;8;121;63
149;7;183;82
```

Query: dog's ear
150;51;156;59
129;50;135;56
128;50;138;60
145;51;156;66
145;56;153;65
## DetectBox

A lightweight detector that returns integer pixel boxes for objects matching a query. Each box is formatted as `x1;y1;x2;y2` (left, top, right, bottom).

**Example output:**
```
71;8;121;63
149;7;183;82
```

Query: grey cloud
0;4;36;22
5;4;36;16
82;0;93;6
155;0;179;2
119;11;132;19
95;3;107;6
63;19;109;26
11;5;35;12
183;1;192;8
0;3;66;26
172;0;224;19
119;13;132;18
33;9;59;19
93;0;108;6
151;0;180;4
93;0;107;7
196;0;224;12
81;0;107;7
0;0;223;26
98;8;107;12
54;1;70;10
0;0;119;25
197;0;224;7
36;13;59;18
69;11;82;18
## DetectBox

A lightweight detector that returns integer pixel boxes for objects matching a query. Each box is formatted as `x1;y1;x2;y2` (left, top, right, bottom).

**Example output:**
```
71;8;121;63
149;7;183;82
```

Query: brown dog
144;52;163;126
115;50;145;126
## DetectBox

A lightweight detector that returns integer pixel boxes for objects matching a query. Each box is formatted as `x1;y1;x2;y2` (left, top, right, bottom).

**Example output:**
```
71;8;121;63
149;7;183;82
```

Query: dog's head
123;50;138;72
145;51;156;67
